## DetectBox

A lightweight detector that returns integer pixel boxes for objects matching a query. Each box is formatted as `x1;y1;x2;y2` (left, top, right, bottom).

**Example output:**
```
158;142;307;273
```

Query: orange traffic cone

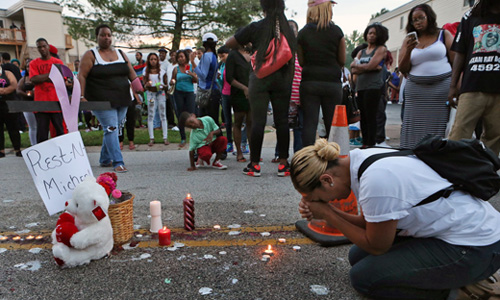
296;105;358;246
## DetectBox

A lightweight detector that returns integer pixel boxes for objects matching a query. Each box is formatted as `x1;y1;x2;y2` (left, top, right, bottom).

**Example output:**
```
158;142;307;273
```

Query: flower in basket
96;172;121;204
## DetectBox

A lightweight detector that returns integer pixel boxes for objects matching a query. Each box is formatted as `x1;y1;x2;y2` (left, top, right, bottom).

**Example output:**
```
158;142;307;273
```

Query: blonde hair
306;1;333;30
290;139;341;193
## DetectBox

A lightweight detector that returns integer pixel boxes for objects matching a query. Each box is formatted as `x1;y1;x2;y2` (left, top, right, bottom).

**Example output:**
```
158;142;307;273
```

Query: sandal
164;139;170;145
100;162;113;168
114;165;128;173
129;144;136;150
271;156;280;163
179;140;186;148
237;157;247;162
148;139;154;147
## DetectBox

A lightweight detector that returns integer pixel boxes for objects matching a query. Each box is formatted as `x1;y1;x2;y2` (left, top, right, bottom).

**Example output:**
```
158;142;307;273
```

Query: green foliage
370;8;390;20
59;0;261;51
344;30;364;68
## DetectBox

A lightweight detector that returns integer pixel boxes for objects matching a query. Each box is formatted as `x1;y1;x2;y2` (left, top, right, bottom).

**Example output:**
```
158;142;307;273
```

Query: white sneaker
195;158;206;168
376;141;390;148
172;126;180;131
212;160;227;170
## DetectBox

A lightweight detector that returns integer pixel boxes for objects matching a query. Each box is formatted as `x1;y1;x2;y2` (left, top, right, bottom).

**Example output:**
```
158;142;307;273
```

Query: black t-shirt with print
297;22;344;83
452;11;500;94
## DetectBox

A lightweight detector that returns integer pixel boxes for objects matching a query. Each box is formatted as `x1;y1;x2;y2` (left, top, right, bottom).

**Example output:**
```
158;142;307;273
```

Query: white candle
278;238;286;243
213;225;221;230
150;200;163;233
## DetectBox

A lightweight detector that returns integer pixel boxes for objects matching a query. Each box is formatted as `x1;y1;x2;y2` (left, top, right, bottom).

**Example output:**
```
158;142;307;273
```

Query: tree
59;0;262;51
344;30;364;68
370;8;390;20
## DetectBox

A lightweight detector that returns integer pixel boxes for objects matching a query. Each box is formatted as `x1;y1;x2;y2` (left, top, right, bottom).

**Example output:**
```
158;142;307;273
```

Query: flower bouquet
97;172;134;245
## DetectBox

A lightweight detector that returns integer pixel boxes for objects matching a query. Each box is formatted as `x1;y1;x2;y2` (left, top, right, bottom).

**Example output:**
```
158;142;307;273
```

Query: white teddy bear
51;176;114;268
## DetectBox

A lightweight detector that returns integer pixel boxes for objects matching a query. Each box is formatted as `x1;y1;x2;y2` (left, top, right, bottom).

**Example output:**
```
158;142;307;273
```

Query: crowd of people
1;0;500;298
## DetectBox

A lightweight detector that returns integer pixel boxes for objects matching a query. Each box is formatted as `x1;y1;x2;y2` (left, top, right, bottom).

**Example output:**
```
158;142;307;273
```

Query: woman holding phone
398;4;454;148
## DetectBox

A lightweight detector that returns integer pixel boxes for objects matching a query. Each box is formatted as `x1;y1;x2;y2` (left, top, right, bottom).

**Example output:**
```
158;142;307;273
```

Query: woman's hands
298;197;331;221
405;35;419;53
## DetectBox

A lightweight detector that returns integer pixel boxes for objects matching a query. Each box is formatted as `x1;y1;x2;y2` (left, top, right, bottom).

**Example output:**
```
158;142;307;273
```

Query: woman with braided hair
290;139;500;299
226;0;297;178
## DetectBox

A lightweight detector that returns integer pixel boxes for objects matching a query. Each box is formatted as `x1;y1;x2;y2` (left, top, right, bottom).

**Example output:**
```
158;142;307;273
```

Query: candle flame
12;236;21;241
267;245;272;251
35;235;43;240
186;193;192;199
163;226;167;231
26;235;34;240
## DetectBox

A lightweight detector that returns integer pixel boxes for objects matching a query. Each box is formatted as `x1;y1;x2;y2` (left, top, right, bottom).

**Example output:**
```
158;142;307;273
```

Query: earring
330;183;334;187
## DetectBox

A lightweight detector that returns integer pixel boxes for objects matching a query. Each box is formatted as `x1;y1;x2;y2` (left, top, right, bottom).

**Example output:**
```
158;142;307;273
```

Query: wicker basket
108;194;134;245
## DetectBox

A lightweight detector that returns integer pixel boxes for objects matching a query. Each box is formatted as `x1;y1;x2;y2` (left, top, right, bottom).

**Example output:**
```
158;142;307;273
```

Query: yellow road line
0;225;314;251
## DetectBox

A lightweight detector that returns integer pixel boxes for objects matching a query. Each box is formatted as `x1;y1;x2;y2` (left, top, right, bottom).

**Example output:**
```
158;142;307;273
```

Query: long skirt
400;72;451;149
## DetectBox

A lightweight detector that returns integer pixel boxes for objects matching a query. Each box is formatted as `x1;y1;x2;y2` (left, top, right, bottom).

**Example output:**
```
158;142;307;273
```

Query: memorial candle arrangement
149;200;163;233
183;193;195;231
158;226;171;246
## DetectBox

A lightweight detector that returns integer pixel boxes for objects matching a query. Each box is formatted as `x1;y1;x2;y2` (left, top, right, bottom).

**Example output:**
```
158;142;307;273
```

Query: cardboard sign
22;132;93;215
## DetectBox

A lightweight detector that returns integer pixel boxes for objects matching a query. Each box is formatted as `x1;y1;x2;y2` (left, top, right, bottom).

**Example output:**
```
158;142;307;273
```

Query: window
0;20;4;28
400;16;404;30
464;0;474;7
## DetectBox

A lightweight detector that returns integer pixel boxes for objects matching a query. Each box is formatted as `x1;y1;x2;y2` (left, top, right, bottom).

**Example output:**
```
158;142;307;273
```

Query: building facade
0;0;92;70
370;0;473;68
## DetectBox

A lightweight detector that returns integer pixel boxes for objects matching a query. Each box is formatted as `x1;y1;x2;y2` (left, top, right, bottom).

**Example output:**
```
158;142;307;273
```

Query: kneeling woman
290;139;500;299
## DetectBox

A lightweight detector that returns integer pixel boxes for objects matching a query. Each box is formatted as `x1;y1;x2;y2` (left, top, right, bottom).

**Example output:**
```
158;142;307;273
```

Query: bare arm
30;73;50;85
448;52;466;108
77;50;95;102
0;71;17;96
305;200;398;255
398;37;418;75
337;37;347;67
443;30;456;67
354;46;387;73
16;77;28;97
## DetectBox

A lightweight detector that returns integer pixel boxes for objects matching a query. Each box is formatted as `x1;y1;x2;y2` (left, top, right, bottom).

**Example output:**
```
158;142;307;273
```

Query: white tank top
410;31;451;76
92;47;126;65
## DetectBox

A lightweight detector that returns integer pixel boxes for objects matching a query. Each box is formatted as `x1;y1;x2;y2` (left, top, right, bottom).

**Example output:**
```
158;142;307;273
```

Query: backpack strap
357;150;455;207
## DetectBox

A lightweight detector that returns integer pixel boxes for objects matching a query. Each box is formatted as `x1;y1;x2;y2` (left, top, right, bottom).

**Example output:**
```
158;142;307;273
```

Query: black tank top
0;70;16;111
85;49;131;108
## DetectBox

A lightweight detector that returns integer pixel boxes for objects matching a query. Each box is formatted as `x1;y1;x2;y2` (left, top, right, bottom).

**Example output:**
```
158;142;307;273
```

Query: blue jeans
349;236;500;299
93;106;128;168
221;94;233;143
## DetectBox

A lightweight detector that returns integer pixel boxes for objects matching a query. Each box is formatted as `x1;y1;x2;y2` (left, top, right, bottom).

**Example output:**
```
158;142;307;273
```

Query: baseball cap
49;44;58;55
202;33;217;42
158;48;168;53
308;0;337;7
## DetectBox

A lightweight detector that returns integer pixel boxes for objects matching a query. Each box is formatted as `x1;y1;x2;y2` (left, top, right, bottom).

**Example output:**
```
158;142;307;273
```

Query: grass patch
4;127;190;148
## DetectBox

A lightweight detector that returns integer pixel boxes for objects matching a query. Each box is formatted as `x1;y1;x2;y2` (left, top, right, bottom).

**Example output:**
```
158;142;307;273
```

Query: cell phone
407;31;419;43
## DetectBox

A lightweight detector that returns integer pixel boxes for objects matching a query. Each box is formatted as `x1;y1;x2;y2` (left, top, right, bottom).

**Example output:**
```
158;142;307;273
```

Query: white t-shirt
349;148;500;246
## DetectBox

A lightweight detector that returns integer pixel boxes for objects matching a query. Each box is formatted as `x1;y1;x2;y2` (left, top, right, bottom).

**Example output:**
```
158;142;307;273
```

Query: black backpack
358;135;500;206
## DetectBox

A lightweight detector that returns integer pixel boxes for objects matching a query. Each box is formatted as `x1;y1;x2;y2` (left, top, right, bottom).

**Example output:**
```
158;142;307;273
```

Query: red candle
158;226;171;246
185;65;190;73
183;193;195;231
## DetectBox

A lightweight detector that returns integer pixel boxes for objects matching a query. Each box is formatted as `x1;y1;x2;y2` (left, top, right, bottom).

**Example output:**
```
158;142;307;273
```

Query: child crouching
179;112;228;171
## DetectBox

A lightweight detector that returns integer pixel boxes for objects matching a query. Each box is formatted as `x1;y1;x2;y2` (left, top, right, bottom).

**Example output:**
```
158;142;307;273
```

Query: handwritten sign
22;132;93;215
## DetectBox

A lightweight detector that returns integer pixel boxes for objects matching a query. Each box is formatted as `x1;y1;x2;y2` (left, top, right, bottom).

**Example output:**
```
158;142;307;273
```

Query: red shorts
197;136;228;163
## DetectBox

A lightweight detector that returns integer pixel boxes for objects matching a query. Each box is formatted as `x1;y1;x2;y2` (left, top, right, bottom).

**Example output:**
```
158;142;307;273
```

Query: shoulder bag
195;61;218;109
251;18;293;79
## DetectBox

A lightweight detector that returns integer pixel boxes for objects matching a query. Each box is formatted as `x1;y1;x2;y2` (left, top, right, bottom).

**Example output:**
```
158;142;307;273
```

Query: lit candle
26;235;34;240
183;193;195;231
149;200;163;233
158;226;171;246
213;225;221;230
35;235;43;240
263;245;274;256
0;236;8;241
278;238;286;243
12;236;21;241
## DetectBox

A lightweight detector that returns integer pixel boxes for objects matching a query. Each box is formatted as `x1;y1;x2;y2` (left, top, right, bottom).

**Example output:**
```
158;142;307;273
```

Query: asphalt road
1;103;499;300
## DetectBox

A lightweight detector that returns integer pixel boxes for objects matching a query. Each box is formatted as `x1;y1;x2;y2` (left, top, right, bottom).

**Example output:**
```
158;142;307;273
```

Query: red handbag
251;32;292;79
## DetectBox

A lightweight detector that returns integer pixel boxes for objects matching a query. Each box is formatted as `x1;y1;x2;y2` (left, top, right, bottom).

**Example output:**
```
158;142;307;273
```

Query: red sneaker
277;164;290;177
243;163;261;177
212;160;227;170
